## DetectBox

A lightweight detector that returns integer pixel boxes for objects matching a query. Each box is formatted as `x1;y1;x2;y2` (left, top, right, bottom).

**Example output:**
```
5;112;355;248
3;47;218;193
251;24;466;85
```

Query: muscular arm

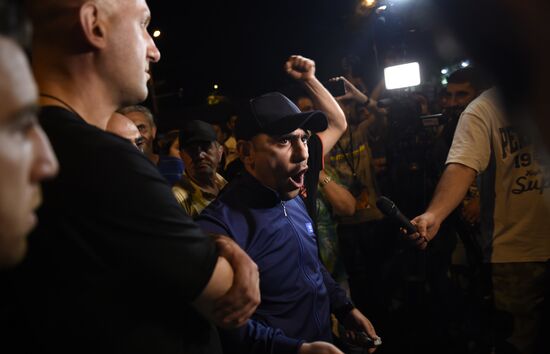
409;163;476;248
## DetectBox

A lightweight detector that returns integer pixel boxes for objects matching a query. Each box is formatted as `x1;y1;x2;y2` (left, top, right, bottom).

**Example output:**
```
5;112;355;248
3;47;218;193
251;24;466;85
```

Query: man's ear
237;140;253;166
216;143;224;161
79;2;107;49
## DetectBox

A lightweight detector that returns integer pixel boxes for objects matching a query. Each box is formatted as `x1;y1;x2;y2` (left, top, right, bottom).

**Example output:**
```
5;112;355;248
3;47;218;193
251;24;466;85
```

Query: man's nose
448;95;458;107
147;34;161;63
292;140;309;162
30;125;59;183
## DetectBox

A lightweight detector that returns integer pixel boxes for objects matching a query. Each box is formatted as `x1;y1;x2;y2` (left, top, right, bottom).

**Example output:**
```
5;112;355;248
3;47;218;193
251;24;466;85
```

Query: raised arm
285;55;347;154
331;76;379;113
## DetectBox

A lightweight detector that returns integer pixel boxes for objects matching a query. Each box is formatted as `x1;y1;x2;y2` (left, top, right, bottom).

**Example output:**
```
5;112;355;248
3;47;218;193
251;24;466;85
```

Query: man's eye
11;114;37;136
278;138;290;145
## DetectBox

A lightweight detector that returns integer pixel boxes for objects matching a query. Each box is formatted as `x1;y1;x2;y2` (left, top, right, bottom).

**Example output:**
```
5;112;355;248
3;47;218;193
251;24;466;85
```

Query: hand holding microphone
376;196;430;249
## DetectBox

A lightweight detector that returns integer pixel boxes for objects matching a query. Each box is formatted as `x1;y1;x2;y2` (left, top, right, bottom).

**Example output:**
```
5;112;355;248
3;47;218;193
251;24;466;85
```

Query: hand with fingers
213;235;260;328
404;212;441;250
328;76;368;103
284;55;316;82
342;308;380;353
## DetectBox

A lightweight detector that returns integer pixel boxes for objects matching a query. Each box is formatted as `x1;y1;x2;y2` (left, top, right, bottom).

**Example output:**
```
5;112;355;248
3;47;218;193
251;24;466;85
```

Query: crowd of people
1;1;549;354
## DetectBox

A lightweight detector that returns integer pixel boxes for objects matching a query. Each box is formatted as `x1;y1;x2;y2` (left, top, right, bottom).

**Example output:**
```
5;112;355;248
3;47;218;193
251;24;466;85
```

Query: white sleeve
446;101;492;174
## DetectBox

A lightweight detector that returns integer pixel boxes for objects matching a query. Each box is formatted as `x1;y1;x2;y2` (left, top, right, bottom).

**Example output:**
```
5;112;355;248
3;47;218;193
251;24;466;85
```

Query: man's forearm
302;77;346;153
427;163;477;223
193;256;234;321
319;171;356;216
194;234;259;328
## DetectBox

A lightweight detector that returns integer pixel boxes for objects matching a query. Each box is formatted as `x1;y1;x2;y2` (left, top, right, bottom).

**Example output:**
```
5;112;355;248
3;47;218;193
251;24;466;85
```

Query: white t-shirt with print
446;88;550;263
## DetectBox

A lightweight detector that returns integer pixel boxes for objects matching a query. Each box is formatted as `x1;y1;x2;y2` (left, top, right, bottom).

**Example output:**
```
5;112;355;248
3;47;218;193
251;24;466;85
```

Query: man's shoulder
172;182;191;204
198;178;250;224
173;174;196;194
40;106;137;153
462;88;503;121
40;106;157;172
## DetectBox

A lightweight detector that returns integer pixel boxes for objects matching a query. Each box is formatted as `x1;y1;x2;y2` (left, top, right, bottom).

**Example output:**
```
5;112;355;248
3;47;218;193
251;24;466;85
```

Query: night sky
146;0;453;130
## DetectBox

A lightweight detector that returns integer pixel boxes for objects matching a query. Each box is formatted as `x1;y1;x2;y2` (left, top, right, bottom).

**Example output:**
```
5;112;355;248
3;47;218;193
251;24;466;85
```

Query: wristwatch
319;175;332;188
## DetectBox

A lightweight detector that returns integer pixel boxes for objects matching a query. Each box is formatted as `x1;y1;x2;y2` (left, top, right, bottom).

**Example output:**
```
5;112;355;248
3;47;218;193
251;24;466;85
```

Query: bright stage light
361;0;377;8
384;62;421;90
461;60;470;68
153;30;161;38
441;68;449;75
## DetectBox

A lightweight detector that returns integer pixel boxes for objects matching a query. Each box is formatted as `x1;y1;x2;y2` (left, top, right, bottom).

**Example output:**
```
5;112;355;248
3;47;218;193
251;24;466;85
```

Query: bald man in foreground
6;1;259;353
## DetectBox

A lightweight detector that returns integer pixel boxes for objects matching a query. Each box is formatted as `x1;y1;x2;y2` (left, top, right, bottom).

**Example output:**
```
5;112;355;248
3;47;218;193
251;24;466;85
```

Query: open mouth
289;168;308;187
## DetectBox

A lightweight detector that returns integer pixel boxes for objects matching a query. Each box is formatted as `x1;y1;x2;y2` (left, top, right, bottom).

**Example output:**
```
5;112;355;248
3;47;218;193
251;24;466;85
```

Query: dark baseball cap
179;120;217;148
235;92;327;140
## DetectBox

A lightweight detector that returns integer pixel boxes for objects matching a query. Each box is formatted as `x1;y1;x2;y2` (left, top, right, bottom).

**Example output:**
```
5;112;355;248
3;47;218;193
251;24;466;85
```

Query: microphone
376;196;417;234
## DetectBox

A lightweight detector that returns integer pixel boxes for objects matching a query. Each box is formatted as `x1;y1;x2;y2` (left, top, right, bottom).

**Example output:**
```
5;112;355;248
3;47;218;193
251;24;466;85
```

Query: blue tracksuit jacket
196;172;351;354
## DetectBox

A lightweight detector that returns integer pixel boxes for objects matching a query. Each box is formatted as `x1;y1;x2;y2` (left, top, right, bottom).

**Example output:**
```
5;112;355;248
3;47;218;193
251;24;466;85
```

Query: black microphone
376;196;417;234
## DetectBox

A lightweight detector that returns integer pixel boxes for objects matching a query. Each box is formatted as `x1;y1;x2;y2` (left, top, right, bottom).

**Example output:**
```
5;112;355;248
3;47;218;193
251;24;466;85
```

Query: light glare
384;62;421;90
153;30;161;38
361;0;377;7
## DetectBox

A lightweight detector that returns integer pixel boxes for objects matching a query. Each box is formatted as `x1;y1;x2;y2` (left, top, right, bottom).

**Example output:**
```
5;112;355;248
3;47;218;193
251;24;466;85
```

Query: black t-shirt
5;107;221;354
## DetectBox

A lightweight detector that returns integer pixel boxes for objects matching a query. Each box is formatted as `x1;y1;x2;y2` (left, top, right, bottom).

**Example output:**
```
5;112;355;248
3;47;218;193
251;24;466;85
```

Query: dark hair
447;67;490;93
0;0;31;48
156;130;179;156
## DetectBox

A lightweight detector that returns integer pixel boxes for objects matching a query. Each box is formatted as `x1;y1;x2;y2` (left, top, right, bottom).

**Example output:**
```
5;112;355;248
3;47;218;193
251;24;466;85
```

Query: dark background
146;0;466;131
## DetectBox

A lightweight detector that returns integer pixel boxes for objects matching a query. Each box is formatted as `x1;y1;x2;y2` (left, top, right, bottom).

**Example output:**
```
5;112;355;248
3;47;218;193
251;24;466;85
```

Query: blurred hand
342;308;379;353
213;235;260;328
298;341;344;354
329;76;367;103
405;212;440;250
461;196;480;224
285;55;316;81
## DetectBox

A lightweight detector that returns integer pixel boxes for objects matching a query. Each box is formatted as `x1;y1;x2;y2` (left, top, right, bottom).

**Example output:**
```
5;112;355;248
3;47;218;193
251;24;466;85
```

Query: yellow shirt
172;172;227;218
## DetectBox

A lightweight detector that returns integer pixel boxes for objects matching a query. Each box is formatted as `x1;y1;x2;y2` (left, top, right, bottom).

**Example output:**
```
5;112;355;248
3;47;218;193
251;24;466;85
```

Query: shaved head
27;0;160;126
106;112;144;151
25;0;121;47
